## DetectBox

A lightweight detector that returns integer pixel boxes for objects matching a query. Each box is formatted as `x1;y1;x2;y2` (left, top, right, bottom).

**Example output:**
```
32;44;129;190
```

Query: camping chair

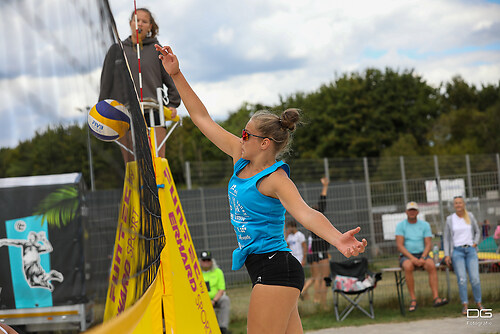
326;257;381;321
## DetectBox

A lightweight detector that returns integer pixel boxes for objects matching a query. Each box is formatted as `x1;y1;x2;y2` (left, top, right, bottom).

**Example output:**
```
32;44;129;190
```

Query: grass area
88;259;499;333
228;299;500;334
226;267;500;334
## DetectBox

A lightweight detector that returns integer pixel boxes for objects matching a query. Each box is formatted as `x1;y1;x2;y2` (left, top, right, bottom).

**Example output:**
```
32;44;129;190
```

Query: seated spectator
200;250;231;334
396;201;448;312
285;220;307;266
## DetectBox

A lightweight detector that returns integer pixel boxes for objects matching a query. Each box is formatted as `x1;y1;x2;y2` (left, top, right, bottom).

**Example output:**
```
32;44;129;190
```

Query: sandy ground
306;315;500;334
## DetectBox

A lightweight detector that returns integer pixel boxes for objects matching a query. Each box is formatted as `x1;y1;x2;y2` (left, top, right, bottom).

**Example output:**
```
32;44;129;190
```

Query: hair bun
280;108;301;131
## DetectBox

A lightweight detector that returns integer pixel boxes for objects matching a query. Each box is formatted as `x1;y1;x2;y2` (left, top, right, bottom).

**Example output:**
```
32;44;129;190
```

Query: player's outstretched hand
336;226;367;258
155;45;180;76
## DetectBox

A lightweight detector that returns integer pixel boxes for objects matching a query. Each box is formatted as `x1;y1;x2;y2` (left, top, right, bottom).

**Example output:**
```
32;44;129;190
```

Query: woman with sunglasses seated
155;44;367;334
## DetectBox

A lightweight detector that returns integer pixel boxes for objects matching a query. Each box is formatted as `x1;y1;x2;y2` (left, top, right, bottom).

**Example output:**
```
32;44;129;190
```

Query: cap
200;250;212;260
406;201;419;210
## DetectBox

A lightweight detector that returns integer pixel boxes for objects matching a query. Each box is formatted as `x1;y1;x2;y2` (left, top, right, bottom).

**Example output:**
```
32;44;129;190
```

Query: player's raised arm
155;45;241;163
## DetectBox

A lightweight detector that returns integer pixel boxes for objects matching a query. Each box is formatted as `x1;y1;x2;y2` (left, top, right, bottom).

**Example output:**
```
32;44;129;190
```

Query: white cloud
184;68;312;120
1;0;499;148
213;27;234;45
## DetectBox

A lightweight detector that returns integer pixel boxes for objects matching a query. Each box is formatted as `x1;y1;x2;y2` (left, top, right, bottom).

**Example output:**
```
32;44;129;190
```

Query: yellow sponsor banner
156;157;220;334
103;162;141;321
90;157;219;333
131;272;163;334
86;275;158;334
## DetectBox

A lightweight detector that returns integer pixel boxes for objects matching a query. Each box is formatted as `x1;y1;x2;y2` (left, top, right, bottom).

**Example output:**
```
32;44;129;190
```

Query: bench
382;259;498;316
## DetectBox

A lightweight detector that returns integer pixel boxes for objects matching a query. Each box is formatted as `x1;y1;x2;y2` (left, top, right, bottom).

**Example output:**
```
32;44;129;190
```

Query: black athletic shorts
245;251;304;291
306;251;329;264
307;235;330;264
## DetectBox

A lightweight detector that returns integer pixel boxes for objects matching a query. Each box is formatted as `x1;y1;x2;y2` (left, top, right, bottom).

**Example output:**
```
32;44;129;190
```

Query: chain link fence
85;153;500;303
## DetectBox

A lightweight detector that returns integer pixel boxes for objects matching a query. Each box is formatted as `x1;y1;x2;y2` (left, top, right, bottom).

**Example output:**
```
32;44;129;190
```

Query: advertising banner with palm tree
0;173;86;309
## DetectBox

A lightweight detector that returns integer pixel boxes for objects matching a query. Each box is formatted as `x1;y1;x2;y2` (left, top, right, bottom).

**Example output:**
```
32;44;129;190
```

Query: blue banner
4;216;57;308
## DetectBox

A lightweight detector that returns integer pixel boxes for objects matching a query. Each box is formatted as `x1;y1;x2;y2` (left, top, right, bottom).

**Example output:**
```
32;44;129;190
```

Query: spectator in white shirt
444;196;483;315
285;220;307;266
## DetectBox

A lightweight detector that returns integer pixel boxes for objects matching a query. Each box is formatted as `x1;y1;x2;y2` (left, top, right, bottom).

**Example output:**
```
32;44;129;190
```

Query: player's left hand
155;45;180;76
336;227;367;257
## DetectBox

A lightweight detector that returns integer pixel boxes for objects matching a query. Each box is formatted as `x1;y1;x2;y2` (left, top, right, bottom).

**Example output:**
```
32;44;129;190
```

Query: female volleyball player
156;44;367;334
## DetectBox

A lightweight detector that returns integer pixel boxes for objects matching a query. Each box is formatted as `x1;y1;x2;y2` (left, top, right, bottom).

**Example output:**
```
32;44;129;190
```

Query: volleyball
88;99;131;141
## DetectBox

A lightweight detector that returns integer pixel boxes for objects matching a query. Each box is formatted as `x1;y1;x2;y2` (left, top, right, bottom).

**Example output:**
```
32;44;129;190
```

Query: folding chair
327;257;381;321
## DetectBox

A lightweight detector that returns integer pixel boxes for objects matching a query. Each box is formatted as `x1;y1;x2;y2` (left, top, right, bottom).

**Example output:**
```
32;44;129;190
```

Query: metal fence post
363;157;377;256
434;155;446;229
496;154;500;193
400;156;408;205
323;157;330;180
465;154;473;198
185;161;192;190
87;119;95;192
434;155;450;300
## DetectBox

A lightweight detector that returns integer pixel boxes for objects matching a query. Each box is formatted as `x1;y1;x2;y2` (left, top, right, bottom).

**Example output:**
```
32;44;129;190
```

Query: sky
0;0;499;149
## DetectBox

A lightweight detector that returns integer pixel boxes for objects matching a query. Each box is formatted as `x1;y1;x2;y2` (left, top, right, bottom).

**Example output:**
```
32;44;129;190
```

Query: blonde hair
454;196;471;224
251;108;301;158
463;209;471;225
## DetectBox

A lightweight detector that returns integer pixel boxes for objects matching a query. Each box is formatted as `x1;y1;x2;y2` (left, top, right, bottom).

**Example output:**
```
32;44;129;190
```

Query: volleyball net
0;0;113;147
85;1;218;333
96;0;166;318
1;0;219;332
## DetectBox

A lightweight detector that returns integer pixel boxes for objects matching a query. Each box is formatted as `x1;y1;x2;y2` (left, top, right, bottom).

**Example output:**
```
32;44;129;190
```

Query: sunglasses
241;129;269;141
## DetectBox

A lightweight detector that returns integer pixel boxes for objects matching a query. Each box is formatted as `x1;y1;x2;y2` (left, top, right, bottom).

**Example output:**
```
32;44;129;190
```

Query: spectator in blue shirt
395;201;448;312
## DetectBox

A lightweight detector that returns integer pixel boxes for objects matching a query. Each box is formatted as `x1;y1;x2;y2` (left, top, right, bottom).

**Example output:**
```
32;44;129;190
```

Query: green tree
428;78;500;155
428;104;500;155
1;70;498;189
280;68;441;158
0;124;124;189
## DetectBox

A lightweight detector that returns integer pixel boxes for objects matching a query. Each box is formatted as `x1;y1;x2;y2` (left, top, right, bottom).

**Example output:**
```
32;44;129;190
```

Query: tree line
1;68;498;189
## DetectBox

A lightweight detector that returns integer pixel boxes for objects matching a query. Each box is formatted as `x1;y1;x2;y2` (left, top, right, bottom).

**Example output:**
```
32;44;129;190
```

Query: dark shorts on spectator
399;252;431;267
307;251;329;264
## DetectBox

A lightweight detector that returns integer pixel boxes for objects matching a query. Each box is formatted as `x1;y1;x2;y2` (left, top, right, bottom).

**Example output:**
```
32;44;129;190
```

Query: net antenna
131;0;180;158
101;0;138;160
133;1;144;104
101;0;164;303
113;0;144;160
112;0;149;159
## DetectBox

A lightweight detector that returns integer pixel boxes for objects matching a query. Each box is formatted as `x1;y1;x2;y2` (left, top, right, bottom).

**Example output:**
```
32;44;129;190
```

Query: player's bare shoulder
258;166;291;197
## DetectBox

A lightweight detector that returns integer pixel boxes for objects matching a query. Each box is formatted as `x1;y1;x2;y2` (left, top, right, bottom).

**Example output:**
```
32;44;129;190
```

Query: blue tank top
228;158;291;270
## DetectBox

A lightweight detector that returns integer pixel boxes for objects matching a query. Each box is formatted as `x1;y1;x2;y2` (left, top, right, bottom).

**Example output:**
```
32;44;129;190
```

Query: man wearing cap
200;250;231;334
395;202;448;312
